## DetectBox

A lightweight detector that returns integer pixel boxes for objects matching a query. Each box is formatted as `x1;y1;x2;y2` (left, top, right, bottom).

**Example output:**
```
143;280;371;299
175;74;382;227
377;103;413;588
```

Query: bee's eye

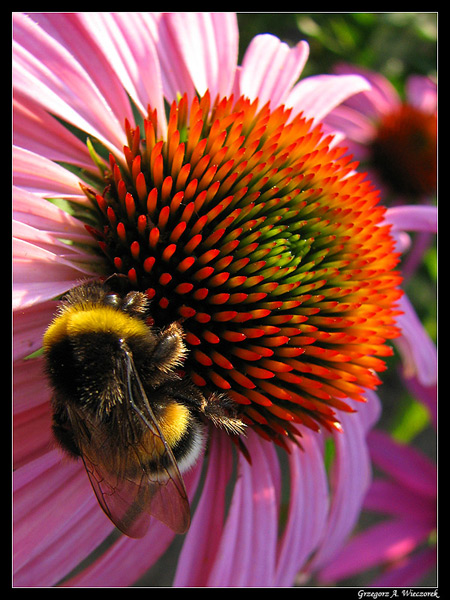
104;293;121;308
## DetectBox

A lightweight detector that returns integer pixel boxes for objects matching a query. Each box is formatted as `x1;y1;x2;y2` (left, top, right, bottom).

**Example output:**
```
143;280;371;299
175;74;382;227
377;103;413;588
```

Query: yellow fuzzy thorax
43;304;150;349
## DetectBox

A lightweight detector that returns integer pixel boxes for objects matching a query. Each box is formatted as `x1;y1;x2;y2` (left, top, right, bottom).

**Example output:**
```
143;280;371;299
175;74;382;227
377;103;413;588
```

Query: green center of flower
82;91;402;447
371;103;437;199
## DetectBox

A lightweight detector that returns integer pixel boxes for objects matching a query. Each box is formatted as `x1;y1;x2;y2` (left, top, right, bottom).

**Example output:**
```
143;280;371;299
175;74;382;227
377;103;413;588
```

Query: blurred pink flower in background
317;429;437;586
324;64;437;204
324;65;437;282
13;12;437;588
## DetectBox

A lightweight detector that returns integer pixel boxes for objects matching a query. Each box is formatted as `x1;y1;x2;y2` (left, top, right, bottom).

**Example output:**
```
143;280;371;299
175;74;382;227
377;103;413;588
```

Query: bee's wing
71;350;191;538
80;431;191;538
80;447;153;539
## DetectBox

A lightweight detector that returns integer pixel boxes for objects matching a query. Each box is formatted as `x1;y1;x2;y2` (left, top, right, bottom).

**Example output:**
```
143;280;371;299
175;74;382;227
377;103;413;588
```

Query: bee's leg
169;379;246;436
196;392;246;436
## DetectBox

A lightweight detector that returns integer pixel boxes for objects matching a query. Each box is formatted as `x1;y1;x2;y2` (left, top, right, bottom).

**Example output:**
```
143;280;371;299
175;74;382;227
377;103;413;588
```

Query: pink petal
14;499;113;587
333;62;401;118
13;146;86;200
13;220;98;263
64;523;174;587
13;187;94;245
162;13;239;101
76;12;167;135
144;13;196;105
13;356;50;414
275;432;329;586
13;356;53;468
206;433;279;586
323;104;377;145
13;449;112;587
13;237;97;309
13;93;93;168
385;205;437;234
13;300;57;361
13;13;126;156
14;399;52;470
364;479;435;523
368;430;436;499
28;13;145;122
286;74;371;125
354;388;382;431
239;35;309;108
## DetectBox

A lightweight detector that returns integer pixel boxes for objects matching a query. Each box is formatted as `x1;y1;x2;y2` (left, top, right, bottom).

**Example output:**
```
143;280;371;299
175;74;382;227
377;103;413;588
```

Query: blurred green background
237;13;437;92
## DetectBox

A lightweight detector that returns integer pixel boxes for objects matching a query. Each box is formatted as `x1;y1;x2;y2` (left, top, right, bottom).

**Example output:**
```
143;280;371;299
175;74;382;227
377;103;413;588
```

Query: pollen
83;91;403;448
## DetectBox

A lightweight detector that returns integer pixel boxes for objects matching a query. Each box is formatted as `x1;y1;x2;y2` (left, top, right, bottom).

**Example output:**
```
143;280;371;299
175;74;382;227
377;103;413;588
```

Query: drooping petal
364;479;435;522
386;205;437;386
13;356;53;468
206;433;280;587
307;393;381;572
274;433;329;586
13;300;57;361
395;294;437;386
173;431;234;586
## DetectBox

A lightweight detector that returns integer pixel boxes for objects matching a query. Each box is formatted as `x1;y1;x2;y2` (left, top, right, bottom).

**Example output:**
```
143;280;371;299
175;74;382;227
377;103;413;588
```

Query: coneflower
13;12;434;588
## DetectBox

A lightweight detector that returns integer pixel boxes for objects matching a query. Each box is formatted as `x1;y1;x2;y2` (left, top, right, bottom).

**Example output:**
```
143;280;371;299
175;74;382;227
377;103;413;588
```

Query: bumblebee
42;277;245;538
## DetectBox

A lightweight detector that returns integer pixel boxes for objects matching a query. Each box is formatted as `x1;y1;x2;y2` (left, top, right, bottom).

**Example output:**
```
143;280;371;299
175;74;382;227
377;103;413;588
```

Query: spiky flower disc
84;91;402;447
